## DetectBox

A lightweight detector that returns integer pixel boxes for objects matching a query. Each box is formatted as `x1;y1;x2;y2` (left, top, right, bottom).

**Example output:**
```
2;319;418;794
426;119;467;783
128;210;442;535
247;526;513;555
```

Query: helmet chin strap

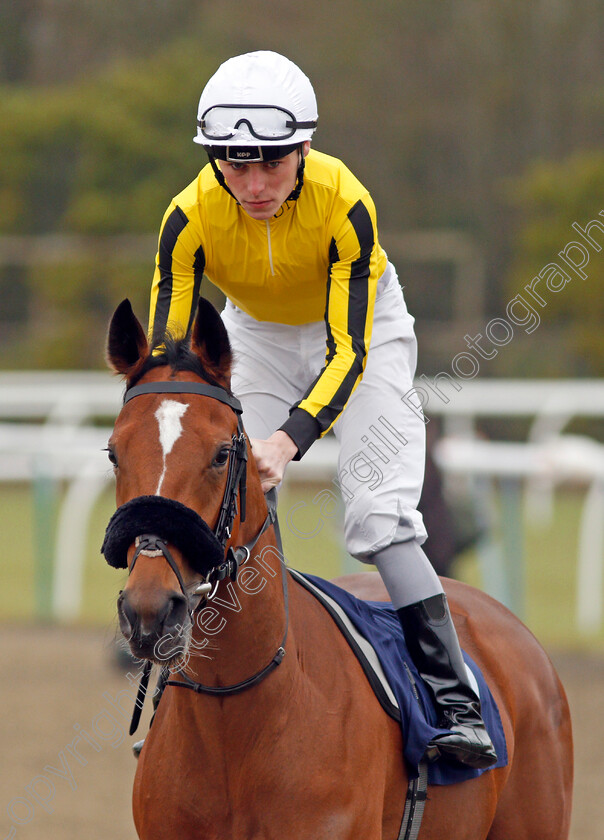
207;144;306;208
207;154;239;203
286;147;306;202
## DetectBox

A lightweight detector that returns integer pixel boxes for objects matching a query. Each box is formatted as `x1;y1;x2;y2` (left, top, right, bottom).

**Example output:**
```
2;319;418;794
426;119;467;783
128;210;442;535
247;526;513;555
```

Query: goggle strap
284;119;317;129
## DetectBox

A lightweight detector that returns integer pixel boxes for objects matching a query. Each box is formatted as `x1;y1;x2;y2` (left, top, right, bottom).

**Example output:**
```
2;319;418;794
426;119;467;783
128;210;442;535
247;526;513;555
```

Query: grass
455;487;588;648
1;479;602;651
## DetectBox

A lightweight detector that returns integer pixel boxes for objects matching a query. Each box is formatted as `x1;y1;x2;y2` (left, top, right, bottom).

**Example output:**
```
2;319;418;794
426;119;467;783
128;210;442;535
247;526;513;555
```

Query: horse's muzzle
117;586;190;661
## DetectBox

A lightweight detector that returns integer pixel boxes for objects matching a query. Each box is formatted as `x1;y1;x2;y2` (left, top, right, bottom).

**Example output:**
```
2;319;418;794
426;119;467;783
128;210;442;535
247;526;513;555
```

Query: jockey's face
218;141;310;220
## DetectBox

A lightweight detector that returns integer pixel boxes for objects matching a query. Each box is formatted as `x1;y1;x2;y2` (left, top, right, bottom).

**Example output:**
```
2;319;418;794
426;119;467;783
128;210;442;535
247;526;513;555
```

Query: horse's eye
105;447;118;468
213;447;231;468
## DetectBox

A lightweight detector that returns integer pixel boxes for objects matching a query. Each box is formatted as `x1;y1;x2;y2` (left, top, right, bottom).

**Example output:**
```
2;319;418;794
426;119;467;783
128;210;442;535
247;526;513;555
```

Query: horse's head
102;298;257;662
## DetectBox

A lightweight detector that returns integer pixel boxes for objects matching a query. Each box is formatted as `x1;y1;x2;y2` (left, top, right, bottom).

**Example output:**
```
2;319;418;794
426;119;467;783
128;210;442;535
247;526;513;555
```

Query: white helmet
194;51;318;163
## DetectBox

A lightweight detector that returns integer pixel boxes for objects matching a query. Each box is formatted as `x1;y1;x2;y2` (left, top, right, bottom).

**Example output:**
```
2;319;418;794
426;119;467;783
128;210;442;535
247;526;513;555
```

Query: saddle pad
290;570;508;786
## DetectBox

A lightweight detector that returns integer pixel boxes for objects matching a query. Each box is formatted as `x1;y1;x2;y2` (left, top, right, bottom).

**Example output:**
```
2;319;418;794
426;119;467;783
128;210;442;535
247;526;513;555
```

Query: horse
102;297;573;840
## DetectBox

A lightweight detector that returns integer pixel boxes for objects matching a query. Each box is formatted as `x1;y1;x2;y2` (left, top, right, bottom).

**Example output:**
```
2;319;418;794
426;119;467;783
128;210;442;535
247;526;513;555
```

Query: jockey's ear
191;297;233;387
106;299;149;376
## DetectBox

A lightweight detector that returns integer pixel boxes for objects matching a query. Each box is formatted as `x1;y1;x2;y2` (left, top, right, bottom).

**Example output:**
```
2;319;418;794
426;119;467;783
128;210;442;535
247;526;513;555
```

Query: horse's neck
180;528;290;687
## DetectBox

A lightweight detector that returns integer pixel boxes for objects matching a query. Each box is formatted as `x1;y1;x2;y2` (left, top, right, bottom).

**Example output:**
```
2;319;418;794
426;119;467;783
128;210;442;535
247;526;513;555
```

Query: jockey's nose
247;166;266;196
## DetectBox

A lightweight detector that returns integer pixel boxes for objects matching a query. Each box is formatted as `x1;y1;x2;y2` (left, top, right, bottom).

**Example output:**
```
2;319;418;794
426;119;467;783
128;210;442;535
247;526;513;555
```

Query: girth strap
398;760;428;840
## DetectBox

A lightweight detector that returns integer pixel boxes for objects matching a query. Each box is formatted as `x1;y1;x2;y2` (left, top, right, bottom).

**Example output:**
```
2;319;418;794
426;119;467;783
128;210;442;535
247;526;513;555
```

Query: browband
124;381;242;414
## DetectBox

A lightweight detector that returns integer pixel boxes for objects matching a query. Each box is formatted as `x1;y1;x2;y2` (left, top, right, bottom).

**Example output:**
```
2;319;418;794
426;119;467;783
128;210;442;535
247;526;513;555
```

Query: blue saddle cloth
293;571;508;786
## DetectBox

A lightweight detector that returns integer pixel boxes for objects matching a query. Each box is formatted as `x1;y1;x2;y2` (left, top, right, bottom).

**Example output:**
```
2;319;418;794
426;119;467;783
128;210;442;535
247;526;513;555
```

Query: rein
165;554;288;697
107;379;288;734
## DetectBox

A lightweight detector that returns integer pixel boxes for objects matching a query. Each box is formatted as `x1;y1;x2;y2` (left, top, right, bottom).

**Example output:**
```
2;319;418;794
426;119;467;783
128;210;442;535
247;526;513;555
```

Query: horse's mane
127;334;230;393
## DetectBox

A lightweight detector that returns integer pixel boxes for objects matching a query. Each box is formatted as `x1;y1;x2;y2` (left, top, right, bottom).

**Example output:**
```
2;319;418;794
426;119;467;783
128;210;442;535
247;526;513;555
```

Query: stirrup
132;739;145;759
429;725;498;769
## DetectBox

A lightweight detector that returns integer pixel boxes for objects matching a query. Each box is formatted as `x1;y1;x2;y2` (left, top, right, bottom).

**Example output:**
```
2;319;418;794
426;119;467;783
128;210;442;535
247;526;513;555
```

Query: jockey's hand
250;431;298;493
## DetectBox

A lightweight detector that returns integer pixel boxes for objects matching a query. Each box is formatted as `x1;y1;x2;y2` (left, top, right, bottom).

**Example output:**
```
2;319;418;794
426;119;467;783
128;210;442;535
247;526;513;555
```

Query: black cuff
279;408;321;460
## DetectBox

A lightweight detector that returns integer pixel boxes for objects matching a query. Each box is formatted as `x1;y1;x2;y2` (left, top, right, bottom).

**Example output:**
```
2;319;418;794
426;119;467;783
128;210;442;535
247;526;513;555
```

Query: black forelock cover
101;495;224;574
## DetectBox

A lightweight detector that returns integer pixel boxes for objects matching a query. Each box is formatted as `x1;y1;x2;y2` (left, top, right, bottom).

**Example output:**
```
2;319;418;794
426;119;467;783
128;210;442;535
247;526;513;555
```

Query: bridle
106;379;276;601
102;378;289;734
124;379;252;594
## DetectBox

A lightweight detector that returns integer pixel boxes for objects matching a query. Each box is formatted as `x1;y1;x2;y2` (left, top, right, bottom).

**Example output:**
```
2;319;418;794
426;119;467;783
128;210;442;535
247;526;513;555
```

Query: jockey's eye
213;447;231;468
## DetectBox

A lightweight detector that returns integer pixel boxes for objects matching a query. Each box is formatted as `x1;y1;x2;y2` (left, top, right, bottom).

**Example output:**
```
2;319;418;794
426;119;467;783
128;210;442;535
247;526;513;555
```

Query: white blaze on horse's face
154;399;189;495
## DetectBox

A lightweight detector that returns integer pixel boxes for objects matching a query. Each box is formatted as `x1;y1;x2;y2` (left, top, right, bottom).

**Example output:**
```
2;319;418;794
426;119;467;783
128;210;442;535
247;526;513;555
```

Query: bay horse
103;297;573;840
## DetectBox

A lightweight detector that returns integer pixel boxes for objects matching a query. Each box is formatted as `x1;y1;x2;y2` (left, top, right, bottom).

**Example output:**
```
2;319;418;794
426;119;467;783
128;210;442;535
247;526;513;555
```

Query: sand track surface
0;624;595;839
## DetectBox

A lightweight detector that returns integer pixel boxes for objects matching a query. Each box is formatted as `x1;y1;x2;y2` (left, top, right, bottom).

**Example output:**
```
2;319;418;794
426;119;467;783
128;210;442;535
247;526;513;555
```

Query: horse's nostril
118;591;138;638
164;593;189;631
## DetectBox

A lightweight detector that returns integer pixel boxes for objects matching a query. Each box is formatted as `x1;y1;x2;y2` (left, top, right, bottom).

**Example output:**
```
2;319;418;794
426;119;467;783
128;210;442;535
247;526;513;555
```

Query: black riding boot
397;593;498;769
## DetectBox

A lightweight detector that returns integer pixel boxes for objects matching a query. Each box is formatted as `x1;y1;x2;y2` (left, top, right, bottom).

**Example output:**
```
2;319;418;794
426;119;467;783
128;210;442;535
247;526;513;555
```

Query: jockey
148;50;496;770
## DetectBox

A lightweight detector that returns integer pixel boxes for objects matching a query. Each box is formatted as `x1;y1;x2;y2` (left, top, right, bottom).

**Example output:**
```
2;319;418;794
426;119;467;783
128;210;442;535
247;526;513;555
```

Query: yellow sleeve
148;202;206;346
280;195;380;457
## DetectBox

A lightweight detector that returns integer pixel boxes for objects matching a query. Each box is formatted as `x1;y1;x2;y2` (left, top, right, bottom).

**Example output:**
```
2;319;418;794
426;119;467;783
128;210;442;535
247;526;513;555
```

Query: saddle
289;569;507;786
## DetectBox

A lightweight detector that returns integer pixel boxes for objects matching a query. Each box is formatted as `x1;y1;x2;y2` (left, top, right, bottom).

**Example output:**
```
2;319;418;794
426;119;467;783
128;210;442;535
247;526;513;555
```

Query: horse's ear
106;299;149;375
191;298;232;385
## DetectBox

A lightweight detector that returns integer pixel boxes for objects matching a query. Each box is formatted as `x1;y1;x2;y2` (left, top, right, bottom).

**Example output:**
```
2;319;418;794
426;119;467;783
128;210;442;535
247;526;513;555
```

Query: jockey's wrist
279;408;320;460
268;429;299;462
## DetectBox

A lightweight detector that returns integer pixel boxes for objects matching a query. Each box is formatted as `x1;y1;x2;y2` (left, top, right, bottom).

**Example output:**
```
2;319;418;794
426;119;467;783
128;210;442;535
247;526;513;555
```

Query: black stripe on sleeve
324;237;340;365
313;354;365;432
346;199;373;357
152;206;189;346
313;199;374;430
185;244;206;338
282;200;376;455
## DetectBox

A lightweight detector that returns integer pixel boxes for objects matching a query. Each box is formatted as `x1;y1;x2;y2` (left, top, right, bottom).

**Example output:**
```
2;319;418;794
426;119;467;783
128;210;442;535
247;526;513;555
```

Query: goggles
198;104;317;142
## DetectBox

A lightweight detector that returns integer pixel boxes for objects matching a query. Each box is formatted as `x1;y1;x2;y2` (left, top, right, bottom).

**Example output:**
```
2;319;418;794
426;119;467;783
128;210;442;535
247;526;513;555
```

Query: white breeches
221;262;427;560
